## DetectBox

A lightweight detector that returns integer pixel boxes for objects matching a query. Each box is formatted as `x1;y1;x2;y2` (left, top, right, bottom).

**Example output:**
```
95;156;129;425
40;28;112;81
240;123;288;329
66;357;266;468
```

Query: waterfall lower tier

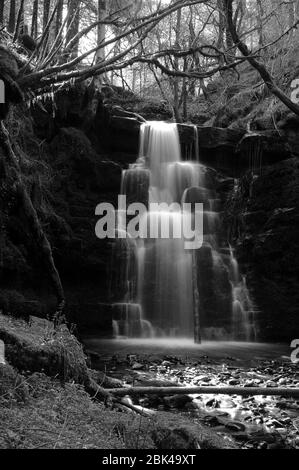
108;121;257;341
112;303;154;338
229;247;258;341
137;237;194;337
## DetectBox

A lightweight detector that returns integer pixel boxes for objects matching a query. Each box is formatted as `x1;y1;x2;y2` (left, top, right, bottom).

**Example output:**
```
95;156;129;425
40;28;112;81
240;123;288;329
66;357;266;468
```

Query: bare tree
31;0;39;38
224;0;299;116
8;0;298;120
66;0;81;59
13;0;25;41
55;0;64;37
96;0;107;64
0;0;5;25
8;0;16;33
43;0;51;30
173;3;183;121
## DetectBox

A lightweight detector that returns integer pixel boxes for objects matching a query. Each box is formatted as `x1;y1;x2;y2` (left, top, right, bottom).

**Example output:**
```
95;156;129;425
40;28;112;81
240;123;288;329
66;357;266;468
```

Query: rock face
94;110;295;177
225;158;299;341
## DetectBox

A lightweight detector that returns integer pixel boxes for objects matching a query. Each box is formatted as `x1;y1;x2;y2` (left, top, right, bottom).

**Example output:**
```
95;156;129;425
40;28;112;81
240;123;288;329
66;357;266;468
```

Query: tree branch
225;0;299;116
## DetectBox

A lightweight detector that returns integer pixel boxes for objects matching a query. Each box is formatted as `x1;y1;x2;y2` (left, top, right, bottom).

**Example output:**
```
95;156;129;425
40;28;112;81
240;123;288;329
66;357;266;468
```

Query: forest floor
83;338;299;449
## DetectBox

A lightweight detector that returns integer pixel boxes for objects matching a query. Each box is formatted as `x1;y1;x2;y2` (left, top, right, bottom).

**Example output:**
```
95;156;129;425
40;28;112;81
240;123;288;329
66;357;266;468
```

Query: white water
111;121;257;341
229;247;258;341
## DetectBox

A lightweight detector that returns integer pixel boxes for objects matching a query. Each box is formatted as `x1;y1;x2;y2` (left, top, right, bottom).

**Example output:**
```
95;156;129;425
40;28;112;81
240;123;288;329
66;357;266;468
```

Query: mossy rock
0;314;89;384
151;413;236;449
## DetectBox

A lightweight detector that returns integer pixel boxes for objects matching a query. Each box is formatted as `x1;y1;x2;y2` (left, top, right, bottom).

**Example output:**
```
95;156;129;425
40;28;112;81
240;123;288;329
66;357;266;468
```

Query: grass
0;367;156;449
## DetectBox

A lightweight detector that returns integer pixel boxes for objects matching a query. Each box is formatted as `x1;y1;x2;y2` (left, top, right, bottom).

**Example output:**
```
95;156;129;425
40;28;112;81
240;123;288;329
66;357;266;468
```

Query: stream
84;338;299;449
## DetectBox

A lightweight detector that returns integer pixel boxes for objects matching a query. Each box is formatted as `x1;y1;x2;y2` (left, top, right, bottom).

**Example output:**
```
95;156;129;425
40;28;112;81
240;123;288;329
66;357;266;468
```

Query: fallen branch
114;399;154;418
106;385;299;398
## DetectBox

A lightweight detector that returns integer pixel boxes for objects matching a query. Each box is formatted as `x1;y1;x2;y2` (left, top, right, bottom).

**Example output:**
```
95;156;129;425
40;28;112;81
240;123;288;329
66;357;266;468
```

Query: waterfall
228;247;258;341
110;120;257;341
138;121;195;336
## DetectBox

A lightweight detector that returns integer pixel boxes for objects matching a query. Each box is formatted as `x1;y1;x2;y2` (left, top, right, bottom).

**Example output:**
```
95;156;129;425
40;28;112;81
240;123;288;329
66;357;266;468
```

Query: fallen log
106;385;299;399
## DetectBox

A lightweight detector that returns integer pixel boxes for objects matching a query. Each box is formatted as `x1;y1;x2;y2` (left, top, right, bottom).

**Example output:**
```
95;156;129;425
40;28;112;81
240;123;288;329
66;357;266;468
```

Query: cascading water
110;120;257;341
228;246;258;341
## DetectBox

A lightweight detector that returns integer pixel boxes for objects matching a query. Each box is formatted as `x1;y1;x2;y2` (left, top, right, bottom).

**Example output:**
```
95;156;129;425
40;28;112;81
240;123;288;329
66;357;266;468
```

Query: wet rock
153;413;237;449
225;422;246;432
184;402;199;411
265;381;278;387
249;431;276;443
203;415;224;427
221;399;236;408
131;362;144;370
194;375;211;383
228;378;240;385
205;397;220;408
229;158;299;342
163;394;193;409
161;360;173;367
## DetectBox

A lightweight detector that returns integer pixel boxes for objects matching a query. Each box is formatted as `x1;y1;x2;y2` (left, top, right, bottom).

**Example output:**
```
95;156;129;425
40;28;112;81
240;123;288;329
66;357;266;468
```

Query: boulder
0;313;89;383
151;413;236;449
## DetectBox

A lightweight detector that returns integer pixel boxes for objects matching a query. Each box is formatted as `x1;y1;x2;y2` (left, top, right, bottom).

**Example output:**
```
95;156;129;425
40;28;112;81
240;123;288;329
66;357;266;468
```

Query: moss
0;314;89;384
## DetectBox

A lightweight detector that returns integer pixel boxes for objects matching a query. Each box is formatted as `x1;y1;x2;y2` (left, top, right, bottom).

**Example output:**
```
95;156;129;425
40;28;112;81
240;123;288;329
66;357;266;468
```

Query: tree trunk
8;0;16;33
256;0;264;47
288;0;295;33
0;0;5;24
224;2;235;63
96;1;107;63
173;4;182;122
55;0;63;37
43;0;51;30
31;0;38;38
217;0;225;65
13;0;25;41
66;0;81;59
95;0;107;86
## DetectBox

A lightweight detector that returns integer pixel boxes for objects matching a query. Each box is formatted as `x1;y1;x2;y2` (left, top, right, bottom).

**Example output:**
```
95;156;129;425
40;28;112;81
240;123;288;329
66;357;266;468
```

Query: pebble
131;362;144;370
228;379;240;386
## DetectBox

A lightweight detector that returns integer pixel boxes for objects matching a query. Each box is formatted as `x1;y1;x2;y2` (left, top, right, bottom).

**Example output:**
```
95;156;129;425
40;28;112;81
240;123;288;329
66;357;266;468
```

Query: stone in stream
194;375;211;384
203;415;224;427
225;422;246;432
131;362;144;370
205;397;220;408
228;378;240;385
161;360;175;367
163;394;193;409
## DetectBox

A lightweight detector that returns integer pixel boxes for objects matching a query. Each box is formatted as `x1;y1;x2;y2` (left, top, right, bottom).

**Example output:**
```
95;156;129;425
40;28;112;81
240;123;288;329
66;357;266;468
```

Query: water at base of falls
110;121;257;341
